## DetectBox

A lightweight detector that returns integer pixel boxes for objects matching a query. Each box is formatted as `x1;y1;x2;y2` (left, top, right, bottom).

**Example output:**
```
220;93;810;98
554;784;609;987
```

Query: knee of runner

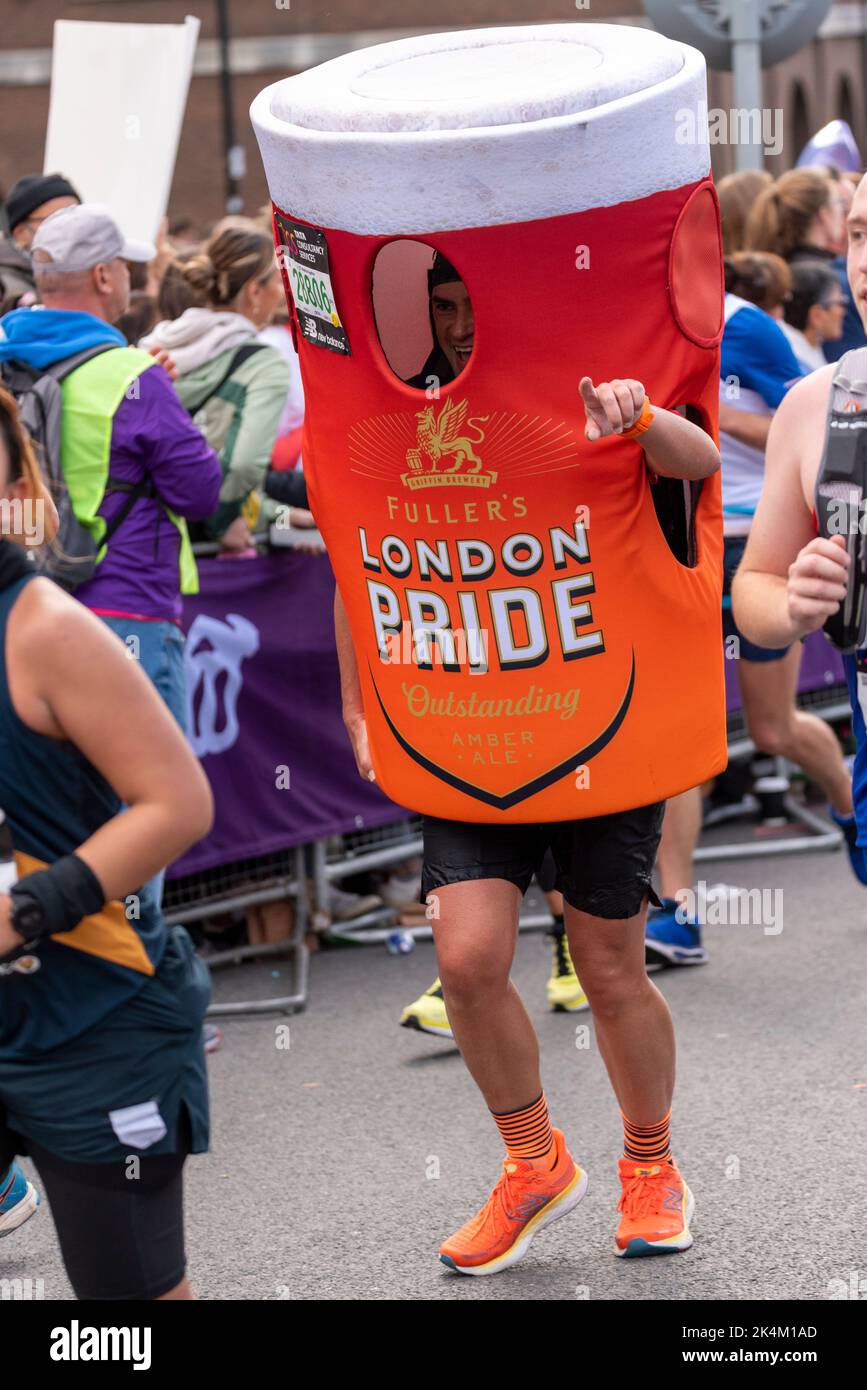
746;718;792;758
438;951;511;1004
575;960;646;1018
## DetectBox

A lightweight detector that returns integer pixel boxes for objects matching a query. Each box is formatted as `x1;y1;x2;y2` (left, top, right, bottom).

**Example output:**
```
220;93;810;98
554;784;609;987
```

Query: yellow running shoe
546;931;589;1012
399;979;453;1038
614;1156;695;1257
439;1128;588;1275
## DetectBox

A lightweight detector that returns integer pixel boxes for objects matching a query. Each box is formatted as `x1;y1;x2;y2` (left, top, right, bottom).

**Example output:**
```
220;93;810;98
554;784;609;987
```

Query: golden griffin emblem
402;398;496;489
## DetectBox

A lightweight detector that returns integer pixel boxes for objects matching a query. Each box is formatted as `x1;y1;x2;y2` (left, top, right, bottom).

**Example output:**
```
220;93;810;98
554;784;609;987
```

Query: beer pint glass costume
252;23;726;822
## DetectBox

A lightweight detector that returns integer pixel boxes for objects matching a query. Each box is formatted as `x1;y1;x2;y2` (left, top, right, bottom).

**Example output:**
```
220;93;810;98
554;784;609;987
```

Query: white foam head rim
251;23;710;235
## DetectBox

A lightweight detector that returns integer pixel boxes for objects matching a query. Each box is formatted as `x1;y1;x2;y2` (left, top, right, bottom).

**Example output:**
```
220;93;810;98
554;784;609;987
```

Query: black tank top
0;543;166;1055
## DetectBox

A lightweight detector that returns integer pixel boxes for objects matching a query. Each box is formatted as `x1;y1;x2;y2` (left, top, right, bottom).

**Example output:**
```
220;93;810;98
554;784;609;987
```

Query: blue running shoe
0;1162;40;1237
829;808;867;887
645;898;708;967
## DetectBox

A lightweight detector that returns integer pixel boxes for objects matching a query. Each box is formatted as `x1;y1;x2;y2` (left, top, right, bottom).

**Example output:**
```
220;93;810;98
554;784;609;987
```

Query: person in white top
780;259;846;373
716;272;854;831
648;255;856;967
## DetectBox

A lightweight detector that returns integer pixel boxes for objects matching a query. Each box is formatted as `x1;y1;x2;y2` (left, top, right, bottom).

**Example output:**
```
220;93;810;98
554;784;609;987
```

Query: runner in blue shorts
717;285;853;822
732;171;867;885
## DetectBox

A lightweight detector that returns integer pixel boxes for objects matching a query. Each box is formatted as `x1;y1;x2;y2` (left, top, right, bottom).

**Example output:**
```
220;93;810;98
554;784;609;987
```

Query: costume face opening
371;242;474;392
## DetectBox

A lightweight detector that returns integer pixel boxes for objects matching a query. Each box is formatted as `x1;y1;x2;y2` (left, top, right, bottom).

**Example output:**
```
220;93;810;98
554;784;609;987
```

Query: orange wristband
621;396;655;439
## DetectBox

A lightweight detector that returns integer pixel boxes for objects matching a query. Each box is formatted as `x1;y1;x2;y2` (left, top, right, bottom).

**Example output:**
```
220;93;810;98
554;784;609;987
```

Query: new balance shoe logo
505;1193;552;1222
662;1186;682;1213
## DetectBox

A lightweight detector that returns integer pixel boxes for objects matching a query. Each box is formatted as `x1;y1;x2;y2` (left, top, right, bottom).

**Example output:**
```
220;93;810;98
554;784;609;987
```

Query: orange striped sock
492;1092;557;1167
622;1108;672;1165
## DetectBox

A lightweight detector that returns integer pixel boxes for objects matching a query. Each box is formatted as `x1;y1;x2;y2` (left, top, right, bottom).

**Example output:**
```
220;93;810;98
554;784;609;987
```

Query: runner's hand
0;894;23;958
147;346;178;380
220;516;254;552
580;376;646;441
344;712;375;782
787;534;850;636
289;508;326;554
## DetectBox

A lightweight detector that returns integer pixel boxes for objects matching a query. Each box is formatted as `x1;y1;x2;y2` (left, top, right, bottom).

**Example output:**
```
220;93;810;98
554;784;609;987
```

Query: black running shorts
536;848;558;896
420;802;666;920
0;926;208;1299
23;1114;192;1301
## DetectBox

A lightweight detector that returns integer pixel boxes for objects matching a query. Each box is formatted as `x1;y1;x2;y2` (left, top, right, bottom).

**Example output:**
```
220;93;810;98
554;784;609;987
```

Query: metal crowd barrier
696;682;849;863
310;816;556;944
190;533;269;558
163;846;309;1016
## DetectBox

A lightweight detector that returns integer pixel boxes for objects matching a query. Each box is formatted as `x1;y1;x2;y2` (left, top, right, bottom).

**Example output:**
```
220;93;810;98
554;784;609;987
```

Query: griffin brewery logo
403;398;494;489
349;399;581;505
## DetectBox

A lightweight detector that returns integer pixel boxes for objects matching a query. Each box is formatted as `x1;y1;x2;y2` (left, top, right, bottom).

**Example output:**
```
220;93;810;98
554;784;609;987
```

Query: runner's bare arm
640;406;721;480
579;377;719;479
717;403;773;450
334;587;373;779
732;377;849;647
5;579;214;902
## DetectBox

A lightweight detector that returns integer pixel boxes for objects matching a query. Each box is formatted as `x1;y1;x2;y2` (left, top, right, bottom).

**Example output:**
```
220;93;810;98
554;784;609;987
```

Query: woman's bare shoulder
10;576;112;665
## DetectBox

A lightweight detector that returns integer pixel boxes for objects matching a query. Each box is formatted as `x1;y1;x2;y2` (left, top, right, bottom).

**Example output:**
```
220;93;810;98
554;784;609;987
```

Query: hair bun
180;252;217;296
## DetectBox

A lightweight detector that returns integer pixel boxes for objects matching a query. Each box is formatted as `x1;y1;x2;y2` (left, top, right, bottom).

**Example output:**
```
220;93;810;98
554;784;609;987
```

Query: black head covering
4;174;81;233
406;252;464;390
427;251;462;294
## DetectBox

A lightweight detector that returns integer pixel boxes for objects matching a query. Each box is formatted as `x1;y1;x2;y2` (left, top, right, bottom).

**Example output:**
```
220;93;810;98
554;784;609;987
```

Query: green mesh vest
60;347;198;594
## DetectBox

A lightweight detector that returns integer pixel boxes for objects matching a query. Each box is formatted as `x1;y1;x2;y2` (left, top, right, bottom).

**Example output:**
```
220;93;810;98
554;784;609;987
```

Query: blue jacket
0;306;124;366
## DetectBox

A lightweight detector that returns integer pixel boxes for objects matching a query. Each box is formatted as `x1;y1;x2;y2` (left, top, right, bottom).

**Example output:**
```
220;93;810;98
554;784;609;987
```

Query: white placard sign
44;16;200;246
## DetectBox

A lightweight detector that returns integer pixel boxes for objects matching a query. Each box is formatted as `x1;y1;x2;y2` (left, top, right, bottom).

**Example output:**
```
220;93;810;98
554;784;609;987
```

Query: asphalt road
7;841;867;1302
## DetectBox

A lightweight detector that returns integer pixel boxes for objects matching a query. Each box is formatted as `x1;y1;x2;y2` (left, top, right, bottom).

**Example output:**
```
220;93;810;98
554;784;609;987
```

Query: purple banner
168;552;411;879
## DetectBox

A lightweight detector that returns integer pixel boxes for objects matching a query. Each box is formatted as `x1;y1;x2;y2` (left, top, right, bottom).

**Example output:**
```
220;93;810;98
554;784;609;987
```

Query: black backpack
815;345;867;651
0;346;162;591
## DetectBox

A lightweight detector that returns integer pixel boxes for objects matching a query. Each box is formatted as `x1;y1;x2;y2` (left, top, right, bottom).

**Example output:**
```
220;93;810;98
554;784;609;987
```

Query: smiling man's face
846;174;867;331
431;279;474;377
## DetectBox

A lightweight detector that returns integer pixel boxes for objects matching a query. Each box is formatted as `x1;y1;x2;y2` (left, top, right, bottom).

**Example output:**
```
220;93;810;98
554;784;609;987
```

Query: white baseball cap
31;202;156;276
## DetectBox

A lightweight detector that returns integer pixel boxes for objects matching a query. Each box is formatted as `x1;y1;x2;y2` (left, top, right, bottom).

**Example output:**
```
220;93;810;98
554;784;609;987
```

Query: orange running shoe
439;1128;588;1276
614;1156;694;1258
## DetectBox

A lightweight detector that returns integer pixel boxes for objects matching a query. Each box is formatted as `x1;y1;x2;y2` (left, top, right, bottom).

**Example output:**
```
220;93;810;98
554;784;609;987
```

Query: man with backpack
0;203;222;736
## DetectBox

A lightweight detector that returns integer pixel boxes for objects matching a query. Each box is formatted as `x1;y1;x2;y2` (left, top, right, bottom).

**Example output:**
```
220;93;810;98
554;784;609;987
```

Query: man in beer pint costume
252;23;726;1270
399;253;591;1029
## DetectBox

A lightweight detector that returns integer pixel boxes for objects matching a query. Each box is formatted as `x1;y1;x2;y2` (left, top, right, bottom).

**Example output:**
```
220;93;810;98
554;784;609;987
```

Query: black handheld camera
815;409;867;653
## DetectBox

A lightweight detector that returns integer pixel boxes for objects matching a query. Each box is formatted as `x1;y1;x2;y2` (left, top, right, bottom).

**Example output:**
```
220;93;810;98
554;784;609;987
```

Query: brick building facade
1;0;865;234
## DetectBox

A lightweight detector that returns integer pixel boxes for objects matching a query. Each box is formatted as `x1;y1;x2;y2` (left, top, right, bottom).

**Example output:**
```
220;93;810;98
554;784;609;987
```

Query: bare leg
544;888;564;917
157;1276;195;1300
564;902;675;1126
739;646;853;815
430;878;541;1113
655;787;702;905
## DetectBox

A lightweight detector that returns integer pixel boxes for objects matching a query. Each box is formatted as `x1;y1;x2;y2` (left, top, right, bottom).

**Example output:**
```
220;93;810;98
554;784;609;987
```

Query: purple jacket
75;364;222;623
